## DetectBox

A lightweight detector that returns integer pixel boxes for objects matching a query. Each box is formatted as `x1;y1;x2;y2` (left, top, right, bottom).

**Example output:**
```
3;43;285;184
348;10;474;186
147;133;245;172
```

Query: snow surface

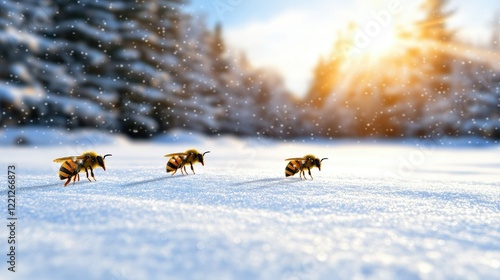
0;130;499;280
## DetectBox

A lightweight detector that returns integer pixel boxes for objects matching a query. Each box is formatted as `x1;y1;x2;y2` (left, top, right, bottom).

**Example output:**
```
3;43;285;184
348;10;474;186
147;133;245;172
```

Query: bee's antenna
203;151;210;156
321;158;328;162
103;154;112;159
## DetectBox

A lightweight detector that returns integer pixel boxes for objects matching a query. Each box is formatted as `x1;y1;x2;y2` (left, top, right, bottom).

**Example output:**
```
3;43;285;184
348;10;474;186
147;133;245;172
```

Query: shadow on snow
4;182;61;192
231;177;303;189
119;174;187;188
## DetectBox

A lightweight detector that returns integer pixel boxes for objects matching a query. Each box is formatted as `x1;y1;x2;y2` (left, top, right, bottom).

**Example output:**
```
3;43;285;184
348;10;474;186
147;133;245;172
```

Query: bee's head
97;154;112;170
197;151;210;166
315;158;328;171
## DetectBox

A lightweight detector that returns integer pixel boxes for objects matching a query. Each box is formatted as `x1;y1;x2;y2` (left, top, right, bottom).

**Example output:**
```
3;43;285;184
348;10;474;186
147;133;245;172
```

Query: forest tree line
0;0;499;139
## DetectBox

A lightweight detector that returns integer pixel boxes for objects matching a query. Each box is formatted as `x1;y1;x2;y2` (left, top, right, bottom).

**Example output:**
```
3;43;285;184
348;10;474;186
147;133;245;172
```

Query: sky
187;0;500;96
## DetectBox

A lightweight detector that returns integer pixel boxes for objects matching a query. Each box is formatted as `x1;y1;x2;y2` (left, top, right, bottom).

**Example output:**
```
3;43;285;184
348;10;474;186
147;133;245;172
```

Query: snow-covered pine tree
460;62;499;138
306;57;337;110
168;17;226;133
0;0;62;129
227;51;300;138
460;12;500;140
109;0;186;137
491;11;500;50
413;0;458;137
150;0;226;136
44;0;129;131
305;27;352;111
202;22;251;135
183;21;299;137
252;69;300;138
302;26;357;138
46;0;188;138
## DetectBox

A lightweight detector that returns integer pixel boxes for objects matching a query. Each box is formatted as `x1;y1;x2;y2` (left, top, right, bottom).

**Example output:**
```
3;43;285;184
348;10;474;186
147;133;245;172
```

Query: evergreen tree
169;15;222;133
303;27;357;137
45;0;189;137
491;11;500;50
305;27;354;110
210;22;230;75
459;57;500;139
45;0;126;131
115;0;188;137
306;57;337;109
417;0;454;42
414;0;457;137
0;0;60;128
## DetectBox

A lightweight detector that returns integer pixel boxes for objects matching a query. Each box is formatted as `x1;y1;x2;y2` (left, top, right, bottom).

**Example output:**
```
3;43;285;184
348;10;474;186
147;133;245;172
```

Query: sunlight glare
368;26;398;56
344;0;420;63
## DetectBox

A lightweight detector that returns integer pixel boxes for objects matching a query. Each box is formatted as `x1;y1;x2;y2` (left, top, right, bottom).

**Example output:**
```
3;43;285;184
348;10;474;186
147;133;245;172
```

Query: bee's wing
285;157;305;161
53;155;88;163
164;152;187;157
53;156;80;163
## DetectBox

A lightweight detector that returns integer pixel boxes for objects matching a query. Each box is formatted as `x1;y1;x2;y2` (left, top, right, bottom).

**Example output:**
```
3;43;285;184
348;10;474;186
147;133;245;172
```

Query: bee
164;149;210;175
53;151;112;186
285;155;327;180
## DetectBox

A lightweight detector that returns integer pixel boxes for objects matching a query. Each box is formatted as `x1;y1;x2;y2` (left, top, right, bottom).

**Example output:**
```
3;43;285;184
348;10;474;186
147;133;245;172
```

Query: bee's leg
85;168;91;182
171;168;178;175
190;163;195;174
183;165;188;175
64;177;71;187
89;166;96;181
76;173;80;182
308;167;313;180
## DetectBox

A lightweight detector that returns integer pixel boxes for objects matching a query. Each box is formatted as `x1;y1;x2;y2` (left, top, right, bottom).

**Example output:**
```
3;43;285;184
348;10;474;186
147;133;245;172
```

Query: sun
349;24;402;62
368;26;398;56
332;21;413;71
347;0;420;60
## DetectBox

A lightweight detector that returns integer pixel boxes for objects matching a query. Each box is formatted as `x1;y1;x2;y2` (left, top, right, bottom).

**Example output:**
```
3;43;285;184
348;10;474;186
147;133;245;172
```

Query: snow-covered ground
0;129;499;280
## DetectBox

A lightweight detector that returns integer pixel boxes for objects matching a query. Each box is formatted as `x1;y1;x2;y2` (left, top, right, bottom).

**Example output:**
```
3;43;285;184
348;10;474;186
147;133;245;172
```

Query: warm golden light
367;26;399;56
338;22;406;69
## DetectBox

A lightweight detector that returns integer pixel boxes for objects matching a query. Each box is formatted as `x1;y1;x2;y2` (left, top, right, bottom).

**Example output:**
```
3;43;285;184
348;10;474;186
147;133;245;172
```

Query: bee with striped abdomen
164;149;210;175
53;151;112;186
285;155;327;180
